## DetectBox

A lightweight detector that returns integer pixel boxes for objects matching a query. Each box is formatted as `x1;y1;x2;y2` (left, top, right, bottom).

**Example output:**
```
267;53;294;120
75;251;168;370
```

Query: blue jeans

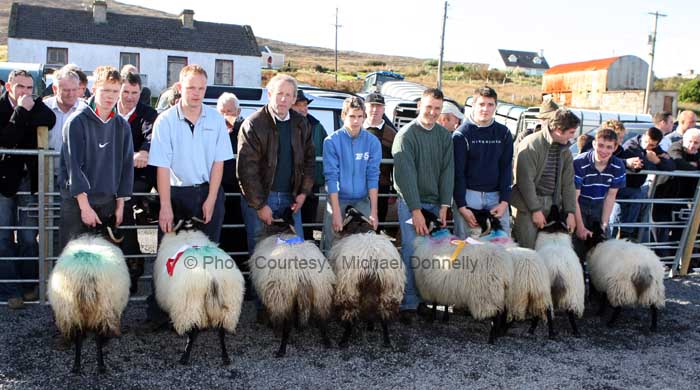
398;198;439;311
614;185;646;237
240;196;258;256
0;176;37;298
453;189;510;239
250;192;304;251
322;197;370;252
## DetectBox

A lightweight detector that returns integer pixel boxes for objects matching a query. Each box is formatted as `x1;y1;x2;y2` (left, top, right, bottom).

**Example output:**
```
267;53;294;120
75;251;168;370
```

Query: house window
215;59;234;85
120;52;140;70
47;47;68;67
533;56;542;65
166;56;188;88
508;54;518;63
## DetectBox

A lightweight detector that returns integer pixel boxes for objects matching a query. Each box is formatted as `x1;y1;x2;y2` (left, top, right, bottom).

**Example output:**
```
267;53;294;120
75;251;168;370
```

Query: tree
679;79;700;103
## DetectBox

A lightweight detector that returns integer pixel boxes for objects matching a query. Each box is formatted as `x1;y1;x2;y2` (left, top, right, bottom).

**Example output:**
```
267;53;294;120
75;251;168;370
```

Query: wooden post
680;187;700;276
36;126;50;304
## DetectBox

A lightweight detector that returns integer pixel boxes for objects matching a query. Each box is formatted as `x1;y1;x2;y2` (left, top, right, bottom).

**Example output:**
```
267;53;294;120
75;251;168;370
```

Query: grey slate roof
8;3;260;57
497;49;549;70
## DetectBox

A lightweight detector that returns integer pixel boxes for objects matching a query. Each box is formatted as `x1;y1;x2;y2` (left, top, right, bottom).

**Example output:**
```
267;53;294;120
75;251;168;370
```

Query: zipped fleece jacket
323;127;381;201
59;101;134;200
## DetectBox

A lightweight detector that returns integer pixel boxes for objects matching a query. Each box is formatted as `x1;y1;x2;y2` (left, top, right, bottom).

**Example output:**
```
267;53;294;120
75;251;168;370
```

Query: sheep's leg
179;328;199;365
597;292;609;316
650;305;658;332
276;318;291;358
607;307;621;328
497;311;508;337
219;327;231;366
487;316;498;344
380;318;391;347
442;306;449;323
71;331;83;374
339;321;353;348
528;317;539;335
546;308;556;339
567;310;581;337
96;333;106;374
366;321;375;332
318;321;331;349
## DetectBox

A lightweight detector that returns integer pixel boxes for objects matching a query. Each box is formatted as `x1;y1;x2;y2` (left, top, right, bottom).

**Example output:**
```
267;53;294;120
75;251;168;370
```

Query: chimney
92;0;107;24
180;9;195;29
539;49;544;58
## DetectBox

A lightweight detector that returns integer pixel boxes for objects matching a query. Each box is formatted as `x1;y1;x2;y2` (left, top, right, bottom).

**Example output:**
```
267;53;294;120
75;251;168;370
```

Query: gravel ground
1;274;699;389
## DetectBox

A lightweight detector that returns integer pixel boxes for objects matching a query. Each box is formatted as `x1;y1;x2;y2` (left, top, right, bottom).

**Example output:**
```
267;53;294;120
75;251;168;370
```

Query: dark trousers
220;183;248;263
146;184;225;323
301;185;320;240
58;195;116;252
121;178;153;291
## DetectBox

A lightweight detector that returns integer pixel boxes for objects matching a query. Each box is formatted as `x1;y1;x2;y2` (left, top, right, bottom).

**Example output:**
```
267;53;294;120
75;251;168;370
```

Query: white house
260;46;285;70
7;1;262;94
497;49;550;76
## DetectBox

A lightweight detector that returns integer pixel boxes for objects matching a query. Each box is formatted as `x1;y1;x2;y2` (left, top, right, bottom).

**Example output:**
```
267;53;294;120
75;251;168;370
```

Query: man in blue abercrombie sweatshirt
322;96;381;251
59;66;134;250
452;86;513;238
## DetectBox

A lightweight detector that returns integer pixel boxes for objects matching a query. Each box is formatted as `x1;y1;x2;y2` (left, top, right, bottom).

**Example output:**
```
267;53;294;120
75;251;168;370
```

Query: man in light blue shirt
148;65;233;242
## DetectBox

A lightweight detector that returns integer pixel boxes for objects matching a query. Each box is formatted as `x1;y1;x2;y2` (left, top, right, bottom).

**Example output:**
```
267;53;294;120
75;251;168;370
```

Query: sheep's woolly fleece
535;232;585;317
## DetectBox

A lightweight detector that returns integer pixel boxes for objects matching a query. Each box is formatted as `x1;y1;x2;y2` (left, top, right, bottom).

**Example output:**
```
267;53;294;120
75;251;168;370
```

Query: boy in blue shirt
322;96;381;251
573;128;626;255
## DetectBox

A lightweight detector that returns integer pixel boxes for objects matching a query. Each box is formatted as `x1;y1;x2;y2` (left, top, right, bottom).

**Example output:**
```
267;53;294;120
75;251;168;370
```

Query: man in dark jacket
116;71;158;293
0;69;55;308
237;74;315;247
615;127;674;240
363;92;398;229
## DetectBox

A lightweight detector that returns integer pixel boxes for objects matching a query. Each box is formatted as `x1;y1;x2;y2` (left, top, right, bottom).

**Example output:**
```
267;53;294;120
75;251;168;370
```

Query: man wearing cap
511;108;579;248
292;90;327;240
513;99;559;152
363;92;398;228
437;100;464;132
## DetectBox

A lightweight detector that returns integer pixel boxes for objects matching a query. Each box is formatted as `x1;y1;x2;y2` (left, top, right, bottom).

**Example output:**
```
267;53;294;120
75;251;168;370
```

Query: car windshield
569;123;654;155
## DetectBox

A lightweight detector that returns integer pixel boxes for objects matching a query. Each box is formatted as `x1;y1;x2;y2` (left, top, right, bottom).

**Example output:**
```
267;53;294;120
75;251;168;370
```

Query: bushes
679;79;700;103
365;60;386;67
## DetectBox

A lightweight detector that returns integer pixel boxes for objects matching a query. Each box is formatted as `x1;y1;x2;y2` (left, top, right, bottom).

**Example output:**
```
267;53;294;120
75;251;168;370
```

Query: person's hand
566;213;576;234
531;210;546;229
626;157;643;170
115;200;124;227
369;212;379;230
459;207;478;228
332;212;343;232
133;151;149;168
291;193;306;213
490;201;508;219
646;150;660;164
438;206;448;228
257;205;273;225
159;204;173;233
17;95;34;111
576;225;592;240
411;209;428;236
202;196;216;224
80;205;101;228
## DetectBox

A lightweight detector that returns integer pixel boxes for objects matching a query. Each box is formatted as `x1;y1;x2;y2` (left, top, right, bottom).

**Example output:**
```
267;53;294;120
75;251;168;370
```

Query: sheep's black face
88;213;124;244
266;207;296;236
171;199;205;233
420;208;441;234
340;206;374;236
584;222;607;251
540;205;568;234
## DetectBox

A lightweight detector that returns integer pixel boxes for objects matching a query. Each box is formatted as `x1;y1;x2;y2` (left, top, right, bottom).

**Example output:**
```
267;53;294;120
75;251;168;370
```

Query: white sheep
413;210;513;344
154;227;245;365
48;232;130;374
248;210;336;357
328;207;405;347
587;237;665;331
534;218;585;337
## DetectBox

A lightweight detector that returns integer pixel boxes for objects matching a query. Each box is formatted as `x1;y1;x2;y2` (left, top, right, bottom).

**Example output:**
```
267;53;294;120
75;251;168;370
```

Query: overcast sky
122;0;697;77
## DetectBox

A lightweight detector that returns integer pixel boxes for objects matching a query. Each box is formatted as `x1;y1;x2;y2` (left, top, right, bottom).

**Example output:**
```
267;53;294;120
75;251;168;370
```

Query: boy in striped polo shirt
573;128;625;257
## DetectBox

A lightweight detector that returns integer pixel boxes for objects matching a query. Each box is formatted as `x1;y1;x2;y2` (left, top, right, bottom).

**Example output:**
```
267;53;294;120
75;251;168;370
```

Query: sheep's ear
342;214;353;227
481;217;492;237
360;215;372;226
173;219;184;232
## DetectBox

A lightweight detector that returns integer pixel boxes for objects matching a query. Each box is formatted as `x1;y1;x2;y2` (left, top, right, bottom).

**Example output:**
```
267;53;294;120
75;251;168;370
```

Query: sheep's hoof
71;365;81;375
338;340;350;349
179;356;190;365
383;341;392;348
222;356;232;366
650;325;657;333
274;350;286;358
98;365;107;374
572;330;581;338
548;331;558;340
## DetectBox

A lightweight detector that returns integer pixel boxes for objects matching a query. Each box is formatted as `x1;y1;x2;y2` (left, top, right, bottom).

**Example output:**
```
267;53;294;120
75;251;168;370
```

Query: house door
166;56;188;88
663;96;674;113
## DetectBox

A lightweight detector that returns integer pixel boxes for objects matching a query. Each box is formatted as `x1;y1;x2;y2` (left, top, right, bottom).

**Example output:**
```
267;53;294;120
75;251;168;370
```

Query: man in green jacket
511;108;579;248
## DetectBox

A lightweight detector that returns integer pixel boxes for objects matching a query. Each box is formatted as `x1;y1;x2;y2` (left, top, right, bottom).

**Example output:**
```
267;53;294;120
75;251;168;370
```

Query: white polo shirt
45;97;83;177
148;102;233;187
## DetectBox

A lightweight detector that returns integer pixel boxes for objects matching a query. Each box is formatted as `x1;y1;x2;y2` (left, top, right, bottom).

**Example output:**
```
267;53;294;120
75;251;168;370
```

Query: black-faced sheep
534;206;585;337
328;206;405;347
413;209;512;344
48;215;130;374
586;225;665;331
248;208;335;357
153;216;245;366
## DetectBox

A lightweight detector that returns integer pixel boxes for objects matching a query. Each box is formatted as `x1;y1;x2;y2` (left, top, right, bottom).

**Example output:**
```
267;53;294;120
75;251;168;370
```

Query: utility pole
334;8;342;85
643;11;666;114
437;1;448;90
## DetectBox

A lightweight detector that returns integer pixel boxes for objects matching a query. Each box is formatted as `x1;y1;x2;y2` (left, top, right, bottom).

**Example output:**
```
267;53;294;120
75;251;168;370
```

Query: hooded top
59;99;134;200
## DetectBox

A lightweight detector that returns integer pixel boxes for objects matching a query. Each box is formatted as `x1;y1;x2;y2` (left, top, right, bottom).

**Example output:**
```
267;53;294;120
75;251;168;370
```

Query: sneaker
7;297;24;310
